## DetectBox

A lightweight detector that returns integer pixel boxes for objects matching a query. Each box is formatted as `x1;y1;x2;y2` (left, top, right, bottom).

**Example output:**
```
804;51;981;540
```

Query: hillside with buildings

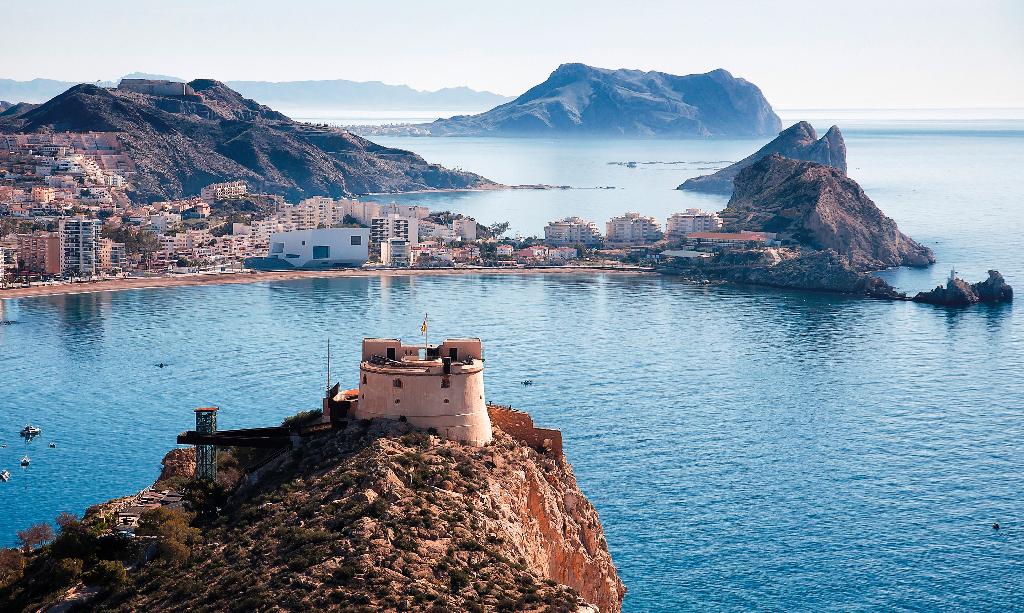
419;64;781;137
677;121;848;194
0;79;493;202
0;338;624;612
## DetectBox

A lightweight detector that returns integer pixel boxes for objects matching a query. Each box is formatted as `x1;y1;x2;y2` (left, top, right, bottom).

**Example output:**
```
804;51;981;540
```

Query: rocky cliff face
2;418;623;612
723;154;935;271
426;64;781;138
913;270;1013;305
678;121;847;194
0;81;493;202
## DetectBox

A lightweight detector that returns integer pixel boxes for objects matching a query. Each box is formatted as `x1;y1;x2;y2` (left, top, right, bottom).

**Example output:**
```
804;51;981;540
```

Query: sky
1;0;1022;108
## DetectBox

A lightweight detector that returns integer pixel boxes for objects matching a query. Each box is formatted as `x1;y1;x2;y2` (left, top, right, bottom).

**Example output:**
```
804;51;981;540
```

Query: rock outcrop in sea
913;270;1013;306
0;81;493;202
678;121;847;194
424;63;781;138
661;154;937;297
1;416;624;613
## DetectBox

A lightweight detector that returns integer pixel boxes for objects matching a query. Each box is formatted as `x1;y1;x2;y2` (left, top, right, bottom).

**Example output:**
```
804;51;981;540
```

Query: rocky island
0;338;624;612
913;269;1013;306
0;80;494;202
408;63;781;138
677;121;847;194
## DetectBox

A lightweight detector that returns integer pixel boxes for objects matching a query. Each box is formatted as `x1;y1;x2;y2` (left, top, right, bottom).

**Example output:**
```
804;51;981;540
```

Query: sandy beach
0;266;652;300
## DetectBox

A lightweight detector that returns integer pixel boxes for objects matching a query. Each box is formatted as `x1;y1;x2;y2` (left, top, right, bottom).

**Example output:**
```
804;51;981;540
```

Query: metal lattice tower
194;407;219;481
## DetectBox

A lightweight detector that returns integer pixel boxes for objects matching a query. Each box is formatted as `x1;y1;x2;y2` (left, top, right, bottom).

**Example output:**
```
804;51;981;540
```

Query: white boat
20;456;30;467
0;470;10;482
20;425;41;438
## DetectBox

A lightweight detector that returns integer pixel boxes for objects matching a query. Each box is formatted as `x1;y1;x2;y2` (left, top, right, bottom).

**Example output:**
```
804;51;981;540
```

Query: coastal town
0;128;777;291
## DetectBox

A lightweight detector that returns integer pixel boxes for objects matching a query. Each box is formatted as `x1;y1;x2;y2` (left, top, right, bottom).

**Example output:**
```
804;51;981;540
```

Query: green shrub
155;539;189;564
53;557;83;585
83;559;127;586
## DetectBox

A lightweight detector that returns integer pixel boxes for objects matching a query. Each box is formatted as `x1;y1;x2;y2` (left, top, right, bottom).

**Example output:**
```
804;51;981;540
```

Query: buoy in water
993;523;1000;530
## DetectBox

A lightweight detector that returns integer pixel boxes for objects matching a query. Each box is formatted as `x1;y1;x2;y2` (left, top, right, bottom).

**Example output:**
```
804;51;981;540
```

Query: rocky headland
661;154;939;298
0;80;494;202
677;121;847;194
913;270;1013;306
0;415;624;612
420;63;781;138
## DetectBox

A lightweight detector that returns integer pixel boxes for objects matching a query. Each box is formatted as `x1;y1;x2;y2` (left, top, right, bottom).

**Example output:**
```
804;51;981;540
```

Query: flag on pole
420;313;428;335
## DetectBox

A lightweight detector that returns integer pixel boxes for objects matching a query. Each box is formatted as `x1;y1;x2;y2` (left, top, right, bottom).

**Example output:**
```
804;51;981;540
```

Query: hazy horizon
2;0;1022;110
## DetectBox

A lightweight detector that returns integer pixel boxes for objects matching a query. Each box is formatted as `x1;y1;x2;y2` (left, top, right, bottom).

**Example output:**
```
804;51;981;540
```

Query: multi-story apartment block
98;238;127;271
605;212;664;247
60;216;103;277
666;209;723;239
544;216;603;247
370;214;418;247
15;232;62;276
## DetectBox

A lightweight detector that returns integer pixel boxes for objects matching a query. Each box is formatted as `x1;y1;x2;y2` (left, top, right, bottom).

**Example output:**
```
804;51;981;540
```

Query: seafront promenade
0;265;652;300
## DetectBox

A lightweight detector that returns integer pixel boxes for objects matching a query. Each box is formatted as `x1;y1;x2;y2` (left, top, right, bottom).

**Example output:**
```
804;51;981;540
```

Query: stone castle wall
487;405;563;458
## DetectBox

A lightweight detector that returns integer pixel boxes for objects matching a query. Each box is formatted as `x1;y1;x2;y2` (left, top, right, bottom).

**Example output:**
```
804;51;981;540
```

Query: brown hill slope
0;81;493;202
1;419;624;613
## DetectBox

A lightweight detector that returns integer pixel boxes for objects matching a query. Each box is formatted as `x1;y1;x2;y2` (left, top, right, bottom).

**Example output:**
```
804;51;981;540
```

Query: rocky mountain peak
678;120;849;194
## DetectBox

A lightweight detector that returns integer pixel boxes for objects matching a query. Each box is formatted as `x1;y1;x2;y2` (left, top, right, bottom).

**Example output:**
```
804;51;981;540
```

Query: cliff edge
0;417;624;613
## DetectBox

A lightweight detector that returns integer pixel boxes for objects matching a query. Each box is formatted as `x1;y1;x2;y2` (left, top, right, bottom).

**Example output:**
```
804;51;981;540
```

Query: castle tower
193;407;219;480
353;338;492;446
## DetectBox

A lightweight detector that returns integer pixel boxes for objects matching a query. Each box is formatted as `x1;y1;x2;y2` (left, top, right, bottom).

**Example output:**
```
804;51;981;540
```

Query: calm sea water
2;111;1023;611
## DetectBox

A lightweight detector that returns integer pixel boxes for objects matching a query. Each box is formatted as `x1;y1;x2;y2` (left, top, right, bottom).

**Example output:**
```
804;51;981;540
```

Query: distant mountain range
0;73;511;111
0;79;491;201
421;63;781;137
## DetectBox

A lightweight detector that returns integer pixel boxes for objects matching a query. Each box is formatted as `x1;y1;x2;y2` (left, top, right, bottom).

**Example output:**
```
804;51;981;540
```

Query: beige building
666;209;723;239
544;216;603;247
605;212;663;247
352;338;492;446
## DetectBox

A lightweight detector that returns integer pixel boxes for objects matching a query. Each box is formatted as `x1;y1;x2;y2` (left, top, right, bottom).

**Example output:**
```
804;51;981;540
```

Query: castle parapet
353;337;492;446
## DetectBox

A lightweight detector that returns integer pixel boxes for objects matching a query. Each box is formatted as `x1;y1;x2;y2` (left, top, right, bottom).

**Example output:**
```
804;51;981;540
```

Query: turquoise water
2;112;1023;611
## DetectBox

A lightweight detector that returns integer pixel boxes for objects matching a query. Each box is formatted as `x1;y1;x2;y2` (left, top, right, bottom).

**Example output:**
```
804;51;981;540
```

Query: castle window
443;399;450;404
441;377;450;388
393;379;402;388
362;374;367;384
394;399;400;404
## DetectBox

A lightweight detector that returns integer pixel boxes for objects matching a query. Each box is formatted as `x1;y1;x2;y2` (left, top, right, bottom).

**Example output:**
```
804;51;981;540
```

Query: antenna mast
326;338;331;393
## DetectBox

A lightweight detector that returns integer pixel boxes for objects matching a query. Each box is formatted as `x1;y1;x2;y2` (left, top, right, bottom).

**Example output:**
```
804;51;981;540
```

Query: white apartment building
370;214;418;247
544;216;603;247
60;216;102;277
605;212;664;247
380;237;412;267
200;180;247;202
666;209;723;239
